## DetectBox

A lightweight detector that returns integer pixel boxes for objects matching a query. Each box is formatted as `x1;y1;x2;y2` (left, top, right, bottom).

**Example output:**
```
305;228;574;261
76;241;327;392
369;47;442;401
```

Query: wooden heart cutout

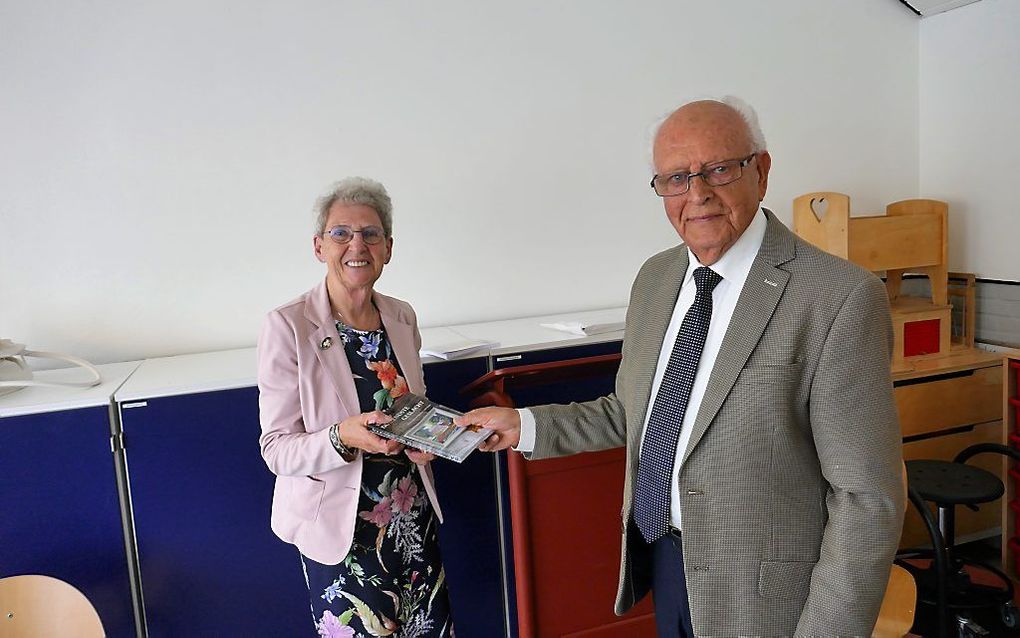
809;197;829;222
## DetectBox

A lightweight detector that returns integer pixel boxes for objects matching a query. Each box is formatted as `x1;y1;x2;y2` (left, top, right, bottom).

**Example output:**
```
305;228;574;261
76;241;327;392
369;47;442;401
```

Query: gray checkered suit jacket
529;211;905;637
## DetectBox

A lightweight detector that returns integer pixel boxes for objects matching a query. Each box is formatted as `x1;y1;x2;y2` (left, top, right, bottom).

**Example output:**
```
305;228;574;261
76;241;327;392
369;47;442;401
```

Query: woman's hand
455;407;521;451
404;448;435;464
337;411;403;455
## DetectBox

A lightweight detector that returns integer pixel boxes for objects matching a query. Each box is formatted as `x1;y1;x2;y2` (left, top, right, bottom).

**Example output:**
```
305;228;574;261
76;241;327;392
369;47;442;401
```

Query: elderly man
457;98;905;636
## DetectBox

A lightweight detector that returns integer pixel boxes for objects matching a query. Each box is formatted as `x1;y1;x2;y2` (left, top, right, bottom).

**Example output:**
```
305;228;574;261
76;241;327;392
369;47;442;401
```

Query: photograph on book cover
406;408;459;445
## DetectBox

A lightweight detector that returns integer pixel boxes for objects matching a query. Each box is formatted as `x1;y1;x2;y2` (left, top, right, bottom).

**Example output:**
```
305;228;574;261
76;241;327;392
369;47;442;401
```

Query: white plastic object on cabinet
0;339;102;397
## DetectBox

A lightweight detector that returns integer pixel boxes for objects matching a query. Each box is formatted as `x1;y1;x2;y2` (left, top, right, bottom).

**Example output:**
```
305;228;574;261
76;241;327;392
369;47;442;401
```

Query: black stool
899;443;1020;637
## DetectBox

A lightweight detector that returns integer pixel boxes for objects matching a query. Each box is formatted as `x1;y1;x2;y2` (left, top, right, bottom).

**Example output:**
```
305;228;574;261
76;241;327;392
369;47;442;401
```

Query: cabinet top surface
442;307;626;355
110;308;627;401
891;346;1003;382
114;347;256;402
0;360;142;418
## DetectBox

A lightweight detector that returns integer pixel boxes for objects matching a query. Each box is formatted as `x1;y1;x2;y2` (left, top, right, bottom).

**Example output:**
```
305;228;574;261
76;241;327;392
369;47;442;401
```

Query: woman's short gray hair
315;177;393;237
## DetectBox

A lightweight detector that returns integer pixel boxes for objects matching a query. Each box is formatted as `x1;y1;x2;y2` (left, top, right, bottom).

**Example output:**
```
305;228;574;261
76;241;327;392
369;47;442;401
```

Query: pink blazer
257;279;442;565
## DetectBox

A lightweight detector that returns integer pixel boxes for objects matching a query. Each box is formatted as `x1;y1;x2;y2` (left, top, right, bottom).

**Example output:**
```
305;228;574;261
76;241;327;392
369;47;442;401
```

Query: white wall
919;0;1020;280
0;0;919;365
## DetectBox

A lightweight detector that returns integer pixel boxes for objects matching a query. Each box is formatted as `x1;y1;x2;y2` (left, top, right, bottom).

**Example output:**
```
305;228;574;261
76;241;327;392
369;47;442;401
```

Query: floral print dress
301;320;453;638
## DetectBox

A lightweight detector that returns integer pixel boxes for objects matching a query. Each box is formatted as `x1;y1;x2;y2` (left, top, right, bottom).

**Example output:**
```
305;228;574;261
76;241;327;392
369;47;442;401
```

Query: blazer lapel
306;279;361;418
376;293;425;396
627;247;689;453
680;211;795;466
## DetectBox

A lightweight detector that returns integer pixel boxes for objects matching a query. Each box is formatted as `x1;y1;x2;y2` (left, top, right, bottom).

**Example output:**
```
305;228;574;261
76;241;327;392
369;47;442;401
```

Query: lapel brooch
320;337;333;350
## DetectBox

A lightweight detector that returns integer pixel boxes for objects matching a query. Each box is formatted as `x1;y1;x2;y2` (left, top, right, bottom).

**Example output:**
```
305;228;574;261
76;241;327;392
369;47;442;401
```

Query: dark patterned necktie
633;266;722;543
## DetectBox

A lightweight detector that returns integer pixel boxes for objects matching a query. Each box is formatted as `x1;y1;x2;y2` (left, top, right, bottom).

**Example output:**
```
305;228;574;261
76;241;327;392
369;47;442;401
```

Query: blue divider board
0;406;135;637
120;387;309;636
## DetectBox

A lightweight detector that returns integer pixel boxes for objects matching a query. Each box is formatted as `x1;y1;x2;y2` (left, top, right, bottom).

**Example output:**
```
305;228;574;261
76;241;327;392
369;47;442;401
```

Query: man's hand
337;411;403;455
455;407;521;452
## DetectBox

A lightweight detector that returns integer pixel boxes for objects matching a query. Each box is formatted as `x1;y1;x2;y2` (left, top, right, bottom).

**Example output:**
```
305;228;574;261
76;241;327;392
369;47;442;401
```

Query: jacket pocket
291;475;326;521
757;559;816;599
737;361;803;386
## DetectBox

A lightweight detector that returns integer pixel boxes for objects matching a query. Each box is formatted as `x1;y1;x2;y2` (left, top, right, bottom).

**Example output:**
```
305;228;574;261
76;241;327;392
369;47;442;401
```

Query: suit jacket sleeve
527;390;628;460
796;275;906;635
257;309;351;477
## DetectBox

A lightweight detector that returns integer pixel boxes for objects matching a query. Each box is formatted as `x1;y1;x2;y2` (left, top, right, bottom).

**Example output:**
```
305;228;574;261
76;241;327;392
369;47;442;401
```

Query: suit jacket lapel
306;279;361;418
680;211;795;466
627;247;689;453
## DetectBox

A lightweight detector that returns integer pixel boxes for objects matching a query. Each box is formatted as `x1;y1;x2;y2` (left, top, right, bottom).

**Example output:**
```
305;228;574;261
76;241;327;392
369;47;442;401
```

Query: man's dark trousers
652;530;694;637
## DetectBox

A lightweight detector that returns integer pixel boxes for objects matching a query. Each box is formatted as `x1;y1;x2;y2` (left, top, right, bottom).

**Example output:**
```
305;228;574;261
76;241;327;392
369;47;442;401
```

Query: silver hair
650;95;768;158
314;177;393;237
718;95;767;153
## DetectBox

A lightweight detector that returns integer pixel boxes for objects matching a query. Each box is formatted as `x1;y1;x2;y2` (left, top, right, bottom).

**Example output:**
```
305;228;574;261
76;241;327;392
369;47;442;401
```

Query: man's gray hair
718;95;767;153
315;177;393;237
650;95;768;156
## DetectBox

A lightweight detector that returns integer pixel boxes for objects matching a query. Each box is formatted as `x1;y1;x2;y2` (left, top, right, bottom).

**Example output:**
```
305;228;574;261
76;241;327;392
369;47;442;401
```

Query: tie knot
693;267;722;293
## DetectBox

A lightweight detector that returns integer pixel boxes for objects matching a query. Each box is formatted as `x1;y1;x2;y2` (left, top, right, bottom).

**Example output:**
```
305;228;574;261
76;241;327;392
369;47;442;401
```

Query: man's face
652;102;771;265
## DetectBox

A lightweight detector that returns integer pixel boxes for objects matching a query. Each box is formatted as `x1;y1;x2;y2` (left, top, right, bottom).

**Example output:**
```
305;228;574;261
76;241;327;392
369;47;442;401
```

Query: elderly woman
258;177;452;637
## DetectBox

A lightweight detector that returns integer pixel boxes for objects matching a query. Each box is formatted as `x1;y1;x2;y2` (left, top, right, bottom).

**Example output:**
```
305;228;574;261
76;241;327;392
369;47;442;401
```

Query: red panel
509;449;656;637
1010;537;1020;577
1011;361;1020;396
1012;502;1020;564
1011;398;1020;433
903;318;941;357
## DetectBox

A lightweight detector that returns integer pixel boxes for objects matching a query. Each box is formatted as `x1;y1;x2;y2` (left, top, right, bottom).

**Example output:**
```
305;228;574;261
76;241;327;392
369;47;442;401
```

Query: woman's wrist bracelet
329;423;355;459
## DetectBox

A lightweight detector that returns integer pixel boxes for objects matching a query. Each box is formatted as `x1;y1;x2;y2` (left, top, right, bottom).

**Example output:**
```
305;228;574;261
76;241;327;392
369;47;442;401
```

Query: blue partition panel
119;387;308;637
0;406;135;637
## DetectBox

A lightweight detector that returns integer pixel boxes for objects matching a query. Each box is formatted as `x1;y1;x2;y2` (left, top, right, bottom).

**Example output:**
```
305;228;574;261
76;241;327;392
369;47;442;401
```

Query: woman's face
313;203;392;293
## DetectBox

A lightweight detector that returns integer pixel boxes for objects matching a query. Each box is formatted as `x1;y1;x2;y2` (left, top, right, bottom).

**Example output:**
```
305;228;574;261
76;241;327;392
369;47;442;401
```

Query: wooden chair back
793;192;851;259
0;575;105;638
873;564;917;637
873;462;916;637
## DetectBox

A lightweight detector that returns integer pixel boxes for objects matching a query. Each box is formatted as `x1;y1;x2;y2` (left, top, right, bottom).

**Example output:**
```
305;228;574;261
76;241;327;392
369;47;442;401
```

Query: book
539;319;626;336
539;308;627;337
420;339;497;360
372;392;491;463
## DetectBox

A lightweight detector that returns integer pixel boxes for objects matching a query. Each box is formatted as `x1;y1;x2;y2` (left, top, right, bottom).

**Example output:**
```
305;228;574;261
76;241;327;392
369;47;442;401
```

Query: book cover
372;392;491;463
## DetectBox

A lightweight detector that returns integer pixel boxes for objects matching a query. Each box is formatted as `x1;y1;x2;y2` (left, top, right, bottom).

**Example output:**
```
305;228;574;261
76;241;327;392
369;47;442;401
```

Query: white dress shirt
515;208;768;530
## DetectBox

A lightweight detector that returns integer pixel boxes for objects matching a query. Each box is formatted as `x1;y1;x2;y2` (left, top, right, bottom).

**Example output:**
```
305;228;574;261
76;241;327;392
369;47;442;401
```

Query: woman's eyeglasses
323;225;387;245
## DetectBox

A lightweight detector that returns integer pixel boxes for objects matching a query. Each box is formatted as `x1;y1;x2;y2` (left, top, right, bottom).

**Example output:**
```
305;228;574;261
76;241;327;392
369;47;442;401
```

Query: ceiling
898;0;983;16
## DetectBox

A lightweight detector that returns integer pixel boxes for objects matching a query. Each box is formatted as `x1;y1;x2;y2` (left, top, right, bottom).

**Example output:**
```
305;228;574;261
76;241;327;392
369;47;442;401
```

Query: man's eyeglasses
323;225;387;245
650;154;757;197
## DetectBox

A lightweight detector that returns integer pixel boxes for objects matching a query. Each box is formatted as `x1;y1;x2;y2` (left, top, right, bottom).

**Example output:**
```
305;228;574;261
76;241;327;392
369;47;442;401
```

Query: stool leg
910;488;950;638
937;504;956;561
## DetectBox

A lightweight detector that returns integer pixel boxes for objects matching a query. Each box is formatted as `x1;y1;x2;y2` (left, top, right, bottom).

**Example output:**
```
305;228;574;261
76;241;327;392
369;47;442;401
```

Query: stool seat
906;459;1003;506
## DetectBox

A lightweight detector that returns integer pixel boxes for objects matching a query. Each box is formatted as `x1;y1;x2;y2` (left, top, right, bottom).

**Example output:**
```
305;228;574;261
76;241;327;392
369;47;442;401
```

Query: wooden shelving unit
1004;354;1020;580
793;192;952;372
